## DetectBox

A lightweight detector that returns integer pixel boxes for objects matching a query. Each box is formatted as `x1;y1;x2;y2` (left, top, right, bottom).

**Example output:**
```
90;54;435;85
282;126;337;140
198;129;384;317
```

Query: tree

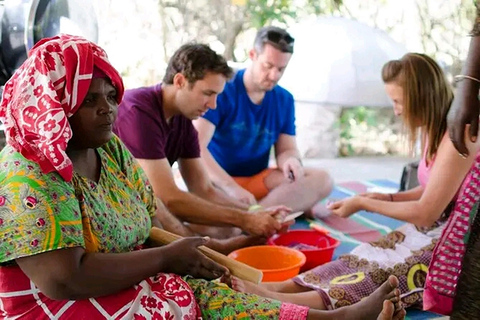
339;0;476;75
413;0;476;75
158;0;343;61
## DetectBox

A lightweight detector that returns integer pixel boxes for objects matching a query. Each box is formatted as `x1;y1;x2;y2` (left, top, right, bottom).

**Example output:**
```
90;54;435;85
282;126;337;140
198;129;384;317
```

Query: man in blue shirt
194;26;333;215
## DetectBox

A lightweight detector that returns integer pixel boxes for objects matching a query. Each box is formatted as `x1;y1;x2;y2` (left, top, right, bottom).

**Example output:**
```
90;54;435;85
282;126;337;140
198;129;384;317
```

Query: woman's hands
327;196;363;218
327;192;393;218
159;236;228;280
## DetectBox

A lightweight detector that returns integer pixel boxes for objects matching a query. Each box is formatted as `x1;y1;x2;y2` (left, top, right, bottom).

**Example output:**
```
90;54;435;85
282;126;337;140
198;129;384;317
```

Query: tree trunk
223;20;245;61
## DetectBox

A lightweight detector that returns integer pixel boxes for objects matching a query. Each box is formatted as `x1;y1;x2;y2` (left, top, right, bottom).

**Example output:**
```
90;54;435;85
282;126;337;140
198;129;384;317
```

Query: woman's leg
232;277;325;309
260;279;313;293
187;275;403;320
306;276;405;320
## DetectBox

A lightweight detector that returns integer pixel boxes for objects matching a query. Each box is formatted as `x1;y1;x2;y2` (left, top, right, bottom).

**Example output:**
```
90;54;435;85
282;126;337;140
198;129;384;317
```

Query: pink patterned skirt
0;265;200;319
0;265;310;319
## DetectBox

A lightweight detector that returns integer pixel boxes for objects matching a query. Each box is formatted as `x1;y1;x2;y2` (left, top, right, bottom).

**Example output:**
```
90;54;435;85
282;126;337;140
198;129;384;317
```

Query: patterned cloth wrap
423;153;480;315
294;152;480;316
0;34;309;319
0;34;124;182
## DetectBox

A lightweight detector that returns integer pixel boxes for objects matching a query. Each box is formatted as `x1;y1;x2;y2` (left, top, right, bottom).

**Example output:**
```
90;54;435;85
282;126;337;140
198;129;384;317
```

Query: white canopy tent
279;17;408;107
278;17;408;157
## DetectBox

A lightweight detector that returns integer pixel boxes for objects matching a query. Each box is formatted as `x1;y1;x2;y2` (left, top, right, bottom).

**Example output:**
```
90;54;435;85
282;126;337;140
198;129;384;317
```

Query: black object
399;160;420;191
0;0;98;86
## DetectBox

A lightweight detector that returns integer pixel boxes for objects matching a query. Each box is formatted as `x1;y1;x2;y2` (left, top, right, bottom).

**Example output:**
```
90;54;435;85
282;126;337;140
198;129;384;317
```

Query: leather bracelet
389;193;394;202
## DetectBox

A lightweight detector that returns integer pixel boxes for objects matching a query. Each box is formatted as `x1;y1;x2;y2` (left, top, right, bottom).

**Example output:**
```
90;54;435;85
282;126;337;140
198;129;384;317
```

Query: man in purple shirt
114;44;288;249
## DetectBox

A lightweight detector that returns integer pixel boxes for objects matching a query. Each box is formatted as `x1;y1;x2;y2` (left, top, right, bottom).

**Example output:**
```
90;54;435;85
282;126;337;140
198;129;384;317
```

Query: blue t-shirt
202;69;296;177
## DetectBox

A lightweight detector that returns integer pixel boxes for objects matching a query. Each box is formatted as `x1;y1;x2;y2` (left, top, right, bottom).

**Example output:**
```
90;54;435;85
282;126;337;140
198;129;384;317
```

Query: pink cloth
0;265;200;319
423;152;480;315
280;303;310;320
416;149;431;188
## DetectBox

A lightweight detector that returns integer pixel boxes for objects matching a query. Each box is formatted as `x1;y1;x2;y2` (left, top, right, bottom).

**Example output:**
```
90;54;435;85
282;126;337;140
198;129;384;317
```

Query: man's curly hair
163;43;233;85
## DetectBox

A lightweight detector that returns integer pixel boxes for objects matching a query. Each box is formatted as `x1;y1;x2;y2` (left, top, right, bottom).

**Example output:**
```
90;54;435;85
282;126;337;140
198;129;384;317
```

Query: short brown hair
163;43;233;84
382;53;453;162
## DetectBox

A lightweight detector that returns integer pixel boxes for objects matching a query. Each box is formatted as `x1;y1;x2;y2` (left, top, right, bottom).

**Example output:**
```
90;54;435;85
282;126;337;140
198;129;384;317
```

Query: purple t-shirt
113;84;200;165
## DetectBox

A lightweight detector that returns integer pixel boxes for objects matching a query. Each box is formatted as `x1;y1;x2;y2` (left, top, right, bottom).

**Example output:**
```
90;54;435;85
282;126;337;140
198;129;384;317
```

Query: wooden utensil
149;227;263;284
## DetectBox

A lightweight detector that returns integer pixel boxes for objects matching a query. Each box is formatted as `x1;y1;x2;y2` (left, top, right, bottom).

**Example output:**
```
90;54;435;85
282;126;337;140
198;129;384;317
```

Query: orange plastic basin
228;245;306;282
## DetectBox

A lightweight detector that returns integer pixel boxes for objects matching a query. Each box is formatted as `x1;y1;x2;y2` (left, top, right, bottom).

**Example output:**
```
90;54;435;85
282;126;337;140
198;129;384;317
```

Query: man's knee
305;168;334;196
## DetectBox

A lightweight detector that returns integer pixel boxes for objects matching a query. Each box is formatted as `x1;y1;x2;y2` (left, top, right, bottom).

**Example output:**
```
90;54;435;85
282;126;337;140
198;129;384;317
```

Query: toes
392;308;406;320
377;300;394;320
378;275;400;298
385;288;401;301
231;277;243;291
387;275;399;289
395;302;403;313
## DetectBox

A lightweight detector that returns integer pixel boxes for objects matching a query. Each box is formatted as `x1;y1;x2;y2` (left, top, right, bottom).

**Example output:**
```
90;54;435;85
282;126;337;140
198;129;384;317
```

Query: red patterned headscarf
0;34;124;182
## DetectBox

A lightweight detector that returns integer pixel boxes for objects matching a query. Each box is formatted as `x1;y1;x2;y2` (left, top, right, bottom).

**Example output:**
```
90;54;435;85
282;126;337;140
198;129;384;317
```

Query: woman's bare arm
16;238;227;300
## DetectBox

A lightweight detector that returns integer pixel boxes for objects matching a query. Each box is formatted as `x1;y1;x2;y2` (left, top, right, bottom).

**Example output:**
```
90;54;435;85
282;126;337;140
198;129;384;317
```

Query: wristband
248;204;263;212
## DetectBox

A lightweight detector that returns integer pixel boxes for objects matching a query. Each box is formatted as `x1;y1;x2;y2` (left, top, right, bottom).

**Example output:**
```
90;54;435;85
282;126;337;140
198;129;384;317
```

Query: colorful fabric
292;179;449;319
0;136;201;319
187;278;309;320
0;135;154;262
306;180;404;254
0;136;308;319
114;84;200;164
294;223;443;310
0;266;200;319
294;143;456;312
0;265;309;320
0;34;124;182
202;69;296;177
423;153;480;315
450;201;480;319
233;168;275;200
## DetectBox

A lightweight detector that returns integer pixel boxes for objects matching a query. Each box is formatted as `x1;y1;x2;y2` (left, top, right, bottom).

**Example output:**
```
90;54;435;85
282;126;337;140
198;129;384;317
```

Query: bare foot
377;300;406;320
341;275;401;320
230;276;278;299
310;202;332;219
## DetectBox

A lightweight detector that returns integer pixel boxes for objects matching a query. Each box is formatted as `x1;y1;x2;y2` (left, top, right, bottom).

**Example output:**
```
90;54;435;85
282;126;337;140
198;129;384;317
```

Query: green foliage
247;0;297;28
339;107;379;156
340;107;378;128
246;0;343;29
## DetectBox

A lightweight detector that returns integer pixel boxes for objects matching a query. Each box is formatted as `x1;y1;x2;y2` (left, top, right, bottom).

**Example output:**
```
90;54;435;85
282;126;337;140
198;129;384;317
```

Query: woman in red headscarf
0;34;403;320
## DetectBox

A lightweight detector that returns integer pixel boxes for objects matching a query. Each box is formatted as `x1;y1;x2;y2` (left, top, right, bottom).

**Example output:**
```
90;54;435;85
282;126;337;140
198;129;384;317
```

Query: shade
279;17;408;107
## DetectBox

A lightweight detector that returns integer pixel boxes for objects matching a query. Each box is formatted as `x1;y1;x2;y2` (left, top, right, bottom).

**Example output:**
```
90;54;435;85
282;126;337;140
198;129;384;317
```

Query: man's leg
184;223;243;239
259;167;333;212
153;198;265;254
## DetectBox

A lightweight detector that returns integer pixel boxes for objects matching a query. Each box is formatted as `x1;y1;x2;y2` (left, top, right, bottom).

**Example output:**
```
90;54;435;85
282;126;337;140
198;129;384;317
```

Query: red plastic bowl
268;230;340;272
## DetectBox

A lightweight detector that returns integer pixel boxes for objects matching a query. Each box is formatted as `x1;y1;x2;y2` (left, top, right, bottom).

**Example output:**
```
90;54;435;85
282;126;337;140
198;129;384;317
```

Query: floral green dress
0;136;308;319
